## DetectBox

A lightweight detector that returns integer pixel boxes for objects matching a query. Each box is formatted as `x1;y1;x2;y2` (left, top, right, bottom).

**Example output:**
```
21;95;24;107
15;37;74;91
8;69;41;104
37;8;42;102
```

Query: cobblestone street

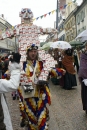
6;79;87;130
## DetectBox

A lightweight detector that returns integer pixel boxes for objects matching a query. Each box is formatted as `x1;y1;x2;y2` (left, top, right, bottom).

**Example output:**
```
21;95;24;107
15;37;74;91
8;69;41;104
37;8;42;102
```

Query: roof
0;46;11;50
74;0;87;15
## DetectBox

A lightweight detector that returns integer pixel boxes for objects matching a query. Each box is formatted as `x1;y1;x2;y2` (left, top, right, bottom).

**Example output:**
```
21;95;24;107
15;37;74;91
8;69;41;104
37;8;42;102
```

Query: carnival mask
19;8;33;20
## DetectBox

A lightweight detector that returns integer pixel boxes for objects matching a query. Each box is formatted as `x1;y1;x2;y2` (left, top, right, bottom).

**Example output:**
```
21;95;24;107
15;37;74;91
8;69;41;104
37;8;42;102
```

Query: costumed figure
61;48;77;90
78;42;87;114
0;53;21;130
0;8;65;130
18;8;65;130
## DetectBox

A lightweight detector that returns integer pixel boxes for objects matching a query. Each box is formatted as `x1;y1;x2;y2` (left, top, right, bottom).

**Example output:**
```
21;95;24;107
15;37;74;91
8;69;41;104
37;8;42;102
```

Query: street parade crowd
0;8;87;130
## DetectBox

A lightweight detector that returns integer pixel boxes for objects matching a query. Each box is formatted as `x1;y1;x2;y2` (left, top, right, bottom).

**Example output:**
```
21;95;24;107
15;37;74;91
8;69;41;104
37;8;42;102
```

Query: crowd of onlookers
48;42;87;114
0;55;9;79
0;53;19;100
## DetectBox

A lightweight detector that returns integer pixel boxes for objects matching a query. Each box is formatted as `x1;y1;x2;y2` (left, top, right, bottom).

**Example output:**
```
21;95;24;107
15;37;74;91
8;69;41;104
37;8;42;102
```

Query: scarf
25;60;42;77
62;55;76;74
78;53;87;79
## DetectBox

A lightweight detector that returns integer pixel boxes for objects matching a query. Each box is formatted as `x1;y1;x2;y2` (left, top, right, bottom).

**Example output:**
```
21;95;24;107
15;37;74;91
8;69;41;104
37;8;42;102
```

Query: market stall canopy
69;40;83;46
40;42;47;47
75;29;87;42
41;42;53;50
50;41;71;49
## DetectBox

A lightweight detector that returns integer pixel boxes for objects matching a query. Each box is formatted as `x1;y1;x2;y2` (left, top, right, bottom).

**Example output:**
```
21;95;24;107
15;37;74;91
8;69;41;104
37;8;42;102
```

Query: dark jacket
4;59;9;73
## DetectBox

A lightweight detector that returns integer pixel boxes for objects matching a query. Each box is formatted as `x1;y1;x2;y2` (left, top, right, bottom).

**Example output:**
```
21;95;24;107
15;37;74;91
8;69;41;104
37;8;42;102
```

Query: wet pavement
6;78;87;130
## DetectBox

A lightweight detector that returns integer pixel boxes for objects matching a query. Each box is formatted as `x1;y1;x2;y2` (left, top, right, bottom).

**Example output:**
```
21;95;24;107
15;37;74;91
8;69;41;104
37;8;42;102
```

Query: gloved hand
37;80;48;87
82;79;87;86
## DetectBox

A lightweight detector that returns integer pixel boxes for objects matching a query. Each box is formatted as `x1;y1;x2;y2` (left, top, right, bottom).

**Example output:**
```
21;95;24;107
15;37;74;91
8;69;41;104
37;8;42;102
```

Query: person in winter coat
78;42;87;114
0;53;21;130
61;48;77;90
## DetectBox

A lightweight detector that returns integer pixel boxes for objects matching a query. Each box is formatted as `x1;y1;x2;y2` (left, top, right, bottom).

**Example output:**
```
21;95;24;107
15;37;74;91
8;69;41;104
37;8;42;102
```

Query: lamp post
56;0;58;29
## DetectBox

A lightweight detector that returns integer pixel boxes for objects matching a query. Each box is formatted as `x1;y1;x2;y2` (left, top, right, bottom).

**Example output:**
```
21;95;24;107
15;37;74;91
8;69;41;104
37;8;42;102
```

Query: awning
0;46;12;51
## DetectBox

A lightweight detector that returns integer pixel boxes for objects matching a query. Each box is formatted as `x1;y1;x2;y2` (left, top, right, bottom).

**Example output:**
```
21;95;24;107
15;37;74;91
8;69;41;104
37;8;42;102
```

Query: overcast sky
0;0;83;29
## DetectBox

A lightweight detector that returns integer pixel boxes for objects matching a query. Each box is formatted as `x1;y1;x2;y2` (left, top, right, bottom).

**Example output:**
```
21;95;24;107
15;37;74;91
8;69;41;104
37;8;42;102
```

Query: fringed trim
18;86;51;130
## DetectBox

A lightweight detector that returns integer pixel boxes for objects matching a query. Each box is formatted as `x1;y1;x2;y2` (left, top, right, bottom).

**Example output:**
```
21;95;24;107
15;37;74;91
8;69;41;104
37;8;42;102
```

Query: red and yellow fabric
18;60;63;130
50;68;65;77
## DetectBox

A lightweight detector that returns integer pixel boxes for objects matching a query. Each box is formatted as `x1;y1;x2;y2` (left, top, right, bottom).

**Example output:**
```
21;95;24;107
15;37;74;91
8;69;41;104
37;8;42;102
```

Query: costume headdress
27;44;38;51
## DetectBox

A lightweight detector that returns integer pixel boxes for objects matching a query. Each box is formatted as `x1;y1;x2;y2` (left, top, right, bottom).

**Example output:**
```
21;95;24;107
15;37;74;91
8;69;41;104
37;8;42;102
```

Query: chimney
1;14;4;18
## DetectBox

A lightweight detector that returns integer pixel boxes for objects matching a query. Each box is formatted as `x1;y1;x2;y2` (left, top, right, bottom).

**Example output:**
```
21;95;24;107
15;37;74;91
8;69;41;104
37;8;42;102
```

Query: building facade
64;0;78;42
0;16;16;54
75;0;87;36
65;0;77;18
53;0;66;41
64;8;77;42
58;17;65;41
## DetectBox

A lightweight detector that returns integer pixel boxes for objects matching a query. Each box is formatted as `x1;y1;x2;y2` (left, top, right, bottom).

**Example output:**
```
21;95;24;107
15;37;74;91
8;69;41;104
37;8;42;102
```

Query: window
83;8;85;18
62;24;63;29
78;29;80;34
59;35;65;41
83;26;86;30
7;40;10;46
84;26;86;30
80;28;83;32
81;11;84;21
59;23;64;32
63;35;65;41
77;15;80;24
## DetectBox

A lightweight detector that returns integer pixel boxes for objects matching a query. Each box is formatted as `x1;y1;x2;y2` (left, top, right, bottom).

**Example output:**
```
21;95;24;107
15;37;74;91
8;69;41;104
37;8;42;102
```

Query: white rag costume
0;62;21;130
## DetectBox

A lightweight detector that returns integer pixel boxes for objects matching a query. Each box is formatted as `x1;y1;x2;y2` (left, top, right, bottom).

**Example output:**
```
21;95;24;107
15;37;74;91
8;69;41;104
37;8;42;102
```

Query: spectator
61;48;77;90
0;53;21;130
78;42;87;114
4;56;9;73
0;56;4;79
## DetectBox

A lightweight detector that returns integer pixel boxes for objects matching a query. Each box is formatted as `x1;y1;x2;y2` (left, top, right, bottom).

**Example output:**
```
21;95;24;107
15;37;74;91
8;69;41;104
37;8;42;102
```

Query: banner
33;1;75;21
0;1;76;31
